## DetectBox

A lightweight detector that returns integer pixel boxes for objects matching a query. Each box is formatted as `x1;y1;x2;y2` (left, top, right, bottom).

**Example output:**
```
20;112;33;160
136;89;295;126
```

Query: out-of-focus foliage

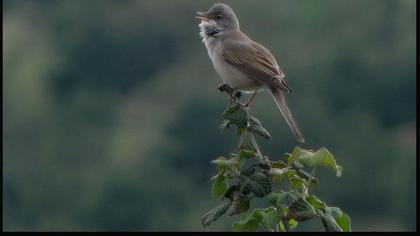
3;0;416;232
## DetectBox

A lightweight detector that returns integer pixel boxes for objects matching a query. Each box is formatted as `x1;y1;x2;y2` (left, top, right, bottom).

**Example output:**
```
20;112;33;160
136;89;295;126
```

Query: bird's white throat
199;20;223;41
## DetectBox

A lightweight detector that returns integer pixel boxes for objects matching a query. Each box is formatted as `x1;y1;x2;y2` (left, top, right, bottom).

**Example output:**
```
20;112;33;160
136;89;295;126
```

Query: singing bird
197;3;305;143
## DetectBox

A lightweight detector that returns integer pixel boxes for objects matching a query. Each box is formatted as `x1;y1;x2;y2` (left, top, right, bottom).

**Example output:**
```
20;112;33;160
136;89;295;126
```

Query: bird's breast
212;51;259;93
202;38;259;93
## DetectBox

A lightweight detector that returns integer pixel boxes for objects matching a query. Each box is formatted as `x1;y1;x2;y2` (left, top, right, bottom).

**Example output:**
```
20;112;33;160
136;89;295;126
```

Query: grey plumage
198;3;305;143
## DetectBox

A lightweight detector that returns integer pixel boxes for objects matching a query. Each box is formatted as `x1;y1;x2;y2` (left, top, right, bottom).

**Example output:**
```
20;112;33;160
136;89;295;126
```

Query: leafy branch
201;102;351;232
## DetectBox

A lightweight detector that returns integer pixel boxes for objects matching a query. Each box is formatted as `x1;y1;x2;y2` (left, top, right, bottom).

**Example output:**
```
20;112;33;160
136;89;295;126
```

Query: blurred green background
3;0;416;232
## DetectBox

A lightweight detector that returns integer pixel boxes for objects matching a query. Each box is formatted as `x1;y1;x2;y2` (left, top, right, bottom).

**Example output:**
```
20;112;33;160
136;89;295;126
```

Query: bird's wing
222;36;291;92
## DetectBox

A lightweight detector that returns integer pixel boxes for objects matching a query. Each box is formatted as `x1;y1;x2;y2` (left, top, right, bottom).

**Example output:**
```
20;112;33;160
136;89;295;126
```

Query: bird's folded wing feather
222;37;291;92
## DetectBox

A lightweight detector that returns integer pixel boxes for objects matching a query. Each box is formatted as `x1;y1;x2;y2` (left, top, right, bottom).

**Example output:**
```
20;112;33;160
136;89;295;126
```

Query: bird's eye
216;15;222;20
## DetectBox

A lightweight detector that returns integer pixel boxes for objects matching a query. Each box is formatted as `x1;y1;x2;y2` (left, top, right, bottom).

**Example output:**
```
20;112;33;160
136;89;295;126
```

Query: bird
196;3;305;143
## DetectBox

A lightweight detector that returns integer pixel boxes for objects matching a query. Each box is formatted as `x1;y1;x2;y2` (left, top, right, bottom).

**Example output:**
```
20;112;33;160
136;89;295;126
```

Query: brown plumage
221;31;292;92
198;3;305;143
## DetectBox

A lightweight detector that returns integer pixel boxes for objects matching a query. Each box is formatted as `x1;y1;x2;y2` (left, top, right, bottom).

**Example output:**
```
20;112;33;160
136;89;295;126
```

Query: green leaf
278;221;286;232
258;162;271;170
287;197;317;222
201;200;232;227
238;149;256;159
211;157;228;170
224;185;239;200
286;171;306;189
327;207;352;232
223;105;248;128
251;125;272;140
291;147;343;177
211;156;242;171
233;207;280;232
243;172;272;197
258;207;280;231
232;212;261;232
241;166;256;177
285;189;300;204
270;167;290;176
267;191;289;206
289;219;298;229
249;116;272;140
271;160;288;169
281;205;289;215
229;193;251;215
306;195;327;210
238;127;247;135
248;116;262;127
320;212;342;232
220;119;231;131
212;175;228;198
270;167;291;183
238;131;258;153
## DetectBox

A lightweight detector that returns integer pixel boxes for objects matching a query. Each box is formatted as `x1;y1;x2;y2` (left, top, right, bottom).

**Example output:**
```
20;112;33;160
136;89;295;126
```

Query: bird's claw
218;84;236;104
217;84;233;94
217;84;247;106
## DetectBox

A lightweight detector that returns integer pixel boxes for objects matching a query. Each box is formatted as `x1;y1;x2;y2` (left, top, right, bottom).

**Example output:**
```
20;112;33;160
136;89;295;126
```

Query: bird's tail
269;87;305;143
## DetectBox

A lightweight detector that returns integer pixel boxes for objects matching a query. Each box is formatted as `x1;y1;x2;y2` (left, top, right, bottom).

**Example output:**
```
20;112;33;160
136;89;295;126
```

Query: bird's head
196;3;240;32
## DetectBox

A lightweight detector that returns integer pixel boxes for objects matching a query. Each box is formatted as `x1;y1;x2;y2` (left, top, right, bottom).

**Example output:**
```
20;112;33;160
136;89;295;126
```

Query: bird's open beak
196;11;210;22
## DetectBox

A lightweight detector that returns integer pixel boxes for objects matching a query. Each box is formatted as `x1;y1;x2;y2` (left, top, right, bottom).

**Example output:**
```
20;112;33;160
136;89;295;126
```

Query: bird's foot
234;91;242;100
233;92;246;107
217;84;233;94
218;84;240;105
